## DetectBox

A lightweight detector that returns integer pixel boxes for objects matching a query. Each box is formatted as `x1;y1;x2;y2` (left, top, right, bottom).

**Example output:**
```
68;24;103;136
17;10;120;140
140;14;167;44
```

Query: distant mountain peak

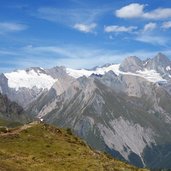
25;67;46;74
145;53;171;75
125;55;141;60
103;70;117;77
119;56;143;72
154;52;170;63
101;63;114;68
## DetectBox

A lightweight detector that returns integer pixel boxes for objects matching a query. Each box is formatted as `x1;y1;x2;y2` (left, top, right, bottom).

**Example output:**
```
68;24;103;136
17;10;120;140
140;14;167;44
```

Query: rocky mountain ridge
0;93;30;124
0;53;170;109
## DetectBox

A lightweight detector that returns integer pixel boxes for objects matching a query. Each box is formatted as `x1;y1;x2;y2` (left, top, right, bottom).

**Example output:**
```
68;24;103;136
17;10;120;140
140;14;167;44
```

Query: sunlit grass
0;123;149;171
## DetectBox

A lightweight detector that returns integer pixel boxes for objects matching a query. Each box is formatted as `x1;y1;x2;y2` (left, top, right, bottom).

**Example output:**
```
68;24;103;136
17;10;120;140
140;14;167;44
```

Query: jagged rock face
46;66;76;96
46;66;69;79
27;74;171;168
145;53;170;70
0;93;30;123
161;80;171;95
5;86;45;109
119;56;143;72
98;117;155;166
99;72;154;98
0;74;8;94
0;94;22;114
145;53;171;78
99;71;126;93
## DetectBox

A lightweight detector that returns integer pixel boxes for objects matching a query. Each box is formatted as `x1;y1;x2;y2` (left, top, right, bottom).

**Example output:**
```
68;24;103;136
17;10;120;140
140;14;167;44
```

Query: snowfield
67;64;167;83
5;69;57;91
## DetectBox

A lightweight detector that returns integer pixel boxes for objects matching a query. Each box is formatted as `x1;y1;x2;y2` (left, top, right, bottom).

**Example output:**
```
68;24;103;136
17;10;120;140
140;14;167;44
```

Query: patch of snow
5;69;58;91
40;67;45;70
66;68;93;78
166;66;171;71
67;64;166;83
98;117;155;163
94;64;121;75
143;61;148;66
136;69;166;83
66;64;120;78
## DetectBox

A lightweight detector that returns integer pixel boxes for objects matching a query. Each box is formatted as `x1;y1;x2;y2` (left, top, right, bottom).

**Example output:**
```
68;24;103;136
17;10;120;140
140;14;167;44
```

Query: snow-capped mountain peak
5;68;58;91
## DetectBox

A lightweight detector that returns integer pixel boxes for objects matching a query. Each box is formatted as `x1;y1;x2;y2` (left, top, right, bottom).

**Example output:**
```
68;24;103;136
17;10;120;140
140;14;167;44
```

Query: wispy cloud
133;22;163;45
21;45;121;65
0;50;17;55
116;3;171;20
135;34;168;46
74;23;97;33
0;44;170;73
35;7;108;29
0;45;120;71
143;22;157;32
104;25;137;33
0;22;28;34
162;21;171;29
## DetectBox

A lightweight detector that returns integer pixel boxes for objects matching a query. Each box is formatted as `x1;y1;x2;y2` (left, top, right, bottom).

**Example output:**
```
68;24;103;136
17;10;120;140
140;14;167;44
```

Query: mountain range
1;52;171;169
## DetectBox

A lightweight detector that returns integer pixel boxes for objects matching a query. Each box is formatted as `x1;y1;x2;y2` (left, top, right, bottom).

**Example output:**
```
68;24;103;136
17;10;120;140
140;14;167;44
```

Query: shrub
66;128;72;135
0;127;8;133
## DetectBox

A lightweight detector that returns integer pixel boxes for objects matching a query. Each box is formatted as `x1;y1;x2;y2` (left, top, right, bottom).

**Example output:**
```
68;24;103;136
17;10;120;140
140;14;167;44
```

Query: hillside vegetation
0;122;149;171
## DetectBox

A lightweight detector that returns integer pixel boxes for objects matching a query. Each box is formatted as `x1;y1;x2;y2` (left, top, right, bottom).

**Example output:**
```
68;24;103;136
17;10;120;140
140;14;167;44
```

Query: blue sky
0;0;171;72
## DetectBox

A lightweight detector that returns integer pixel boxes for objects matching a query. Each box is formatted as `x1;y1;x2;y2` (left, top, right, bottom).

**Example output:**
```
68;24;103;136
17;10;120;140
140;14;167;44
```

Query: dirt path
0;121;39;137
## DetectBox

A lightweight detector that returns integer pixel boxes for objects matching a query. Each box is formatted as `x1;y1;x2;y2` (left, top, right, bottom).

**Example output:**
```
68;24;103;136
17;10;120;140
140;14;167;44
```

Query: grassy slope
0;122;149;171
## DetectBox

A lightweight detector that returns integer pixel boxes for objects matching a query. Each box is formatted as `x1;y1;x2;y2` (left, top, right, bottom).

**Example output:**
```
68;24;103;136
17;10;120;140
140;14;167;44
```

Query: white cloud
0;22;27;34
124;21;168;46
104;25;137;33
74;23;96;33
162;21;171;29
144;8;171;20
116;3;171;20
143;22;157;32
116;3;145;18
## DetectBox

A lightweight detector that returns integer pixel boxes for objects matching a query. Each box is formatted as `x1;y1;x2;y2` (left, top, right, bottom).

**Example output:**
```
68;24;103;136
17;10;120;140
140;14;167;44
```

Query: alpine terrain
1;53;171;169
